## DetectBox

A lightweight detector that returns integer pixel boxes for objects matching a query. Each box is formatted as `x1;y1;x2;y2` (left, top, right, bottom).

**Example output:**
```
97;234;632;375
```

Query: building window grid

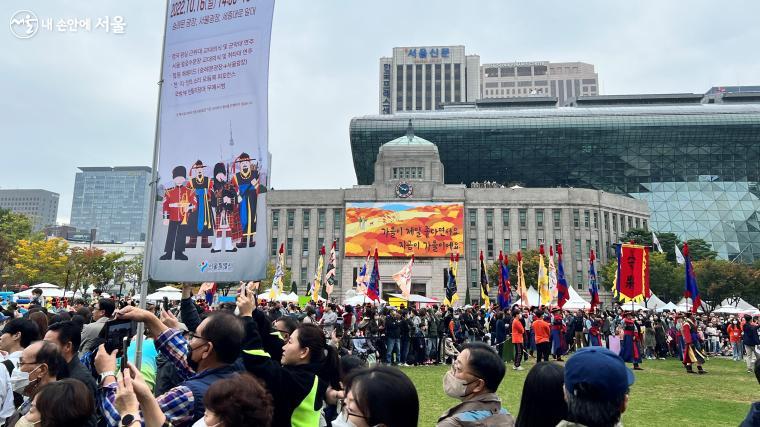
302;210;310;228
485;209;493;228
536;210;544;227
553;209;561;228
318;209;326;230
573;209;580;227
519;209;527;228
502;210;509;227
487;238;494;258
584;210;590;228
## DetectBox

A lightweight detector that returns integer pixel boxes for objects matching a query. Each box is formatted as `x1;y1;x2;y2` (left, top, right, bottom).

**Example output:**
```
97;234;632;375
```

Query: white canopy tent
675;297;708;313
620;302;650;311
656;302;678;312
16;283;66;298
716;297;758;313
513;286;540;307
256;291;301;303
142;286;183;302
388;293;439;304
563;287;592;310
644;294;667;310
343;294;387;305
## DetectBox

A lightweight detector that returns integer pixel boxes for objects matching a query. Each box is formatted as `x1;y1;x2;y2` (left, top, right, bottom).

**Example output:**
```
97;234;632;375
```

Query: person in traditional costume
231;153;267;248
550;308;567;361
682;312;707;374
185;160;214;249
210;162;241;253
588;316;602;347
159;166;197;261
619;311;644;370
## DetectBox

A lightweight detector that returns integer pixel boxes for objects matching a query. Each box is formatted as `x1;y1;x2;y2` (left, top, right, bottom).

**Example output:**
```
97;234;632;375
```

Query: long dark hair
295;323;340;388
36;379;95;427
515;362;567;427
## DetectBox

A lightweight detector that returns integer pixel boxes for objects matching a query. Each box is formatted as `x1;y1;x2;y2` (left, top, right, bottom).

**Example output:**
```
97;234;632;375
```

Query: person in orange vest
512;310;525;370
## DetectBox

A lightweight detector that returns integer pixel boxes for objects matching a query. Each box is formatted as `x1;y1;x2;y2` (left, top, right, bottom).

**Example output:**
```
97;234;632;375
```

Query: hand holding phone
120;337;129;371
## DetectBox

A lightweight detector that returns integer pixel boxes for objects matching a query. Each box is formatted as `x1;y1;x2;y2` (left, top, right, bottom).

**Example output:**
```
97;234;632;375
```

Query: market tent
344;294;386;305
513;286;540;307
143;286;183;302
16;283;66;298
656;302;678;312
563;287;591;310
279;292;300;303
620;302;650;311
388;293;439;304
717;297;758;312
675;297;708;313
644;294;667;310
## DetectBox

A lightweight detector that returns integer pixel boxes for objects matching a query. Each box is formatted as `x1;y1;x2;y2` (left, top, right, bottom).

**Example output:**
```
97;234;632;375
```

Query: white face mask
191;417;220;427
442;370;478;400
331;411;359;427
10;367;31;393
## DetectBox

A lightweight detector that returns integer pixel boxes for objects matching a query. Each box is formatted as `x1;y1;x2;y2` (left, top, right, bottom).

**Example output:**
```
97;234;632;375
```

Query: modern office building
481;61;599;105
70;167;151;242
0;189;59;231
266;127;648;304
350;97;760;262
378;46;481;114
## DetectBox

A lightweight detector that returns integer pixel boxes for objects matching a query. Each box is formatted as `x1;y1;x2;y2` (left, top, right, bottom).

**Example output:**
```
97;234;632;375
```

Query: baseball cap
564;347;635;400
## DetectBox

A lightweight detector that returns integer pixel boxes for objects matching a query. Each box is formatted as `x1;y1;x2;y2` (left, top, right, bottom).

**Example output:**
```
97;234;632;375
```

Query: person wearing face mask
96;304;244;427
728;317;743;361
10;340;68;424
437;342;514;426
240;288;340;427
333;365;418;427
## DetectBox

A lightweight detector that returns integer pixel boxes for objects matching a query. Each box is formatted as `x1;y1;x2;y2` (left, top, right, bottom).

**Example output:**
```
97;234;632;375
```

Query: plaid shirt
101;328;197;427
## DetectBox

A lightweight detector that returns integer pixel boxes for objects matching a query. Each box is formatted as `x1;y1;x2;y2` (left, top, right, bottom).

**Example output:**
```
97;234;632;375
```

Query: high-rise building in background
0;189;59;231
70;166;151;242
481;61;599;105
379;46;481;114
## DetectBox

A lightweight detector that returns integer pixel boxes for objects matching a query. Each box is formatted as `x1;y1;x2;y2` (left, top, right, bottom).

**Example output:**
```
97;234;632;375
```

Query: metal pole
135;0;170;370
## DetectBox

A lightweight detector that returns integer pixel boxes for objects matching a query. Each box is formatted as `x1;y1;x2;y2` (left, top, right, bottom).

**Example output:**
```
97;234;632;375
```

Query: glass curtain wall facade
350;104;760;261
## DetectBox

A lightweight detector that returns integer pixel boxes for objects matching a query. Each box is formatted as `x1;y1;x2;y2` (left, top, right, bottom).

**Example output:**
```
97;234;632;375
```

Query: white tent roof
656;302;678;312
675;297;708;313
344;294;386;305
31;283;60;289
644;294;667;310
514;286;540;307
620;302;650;311
718;297;758;311
16;287;66;298
388;293;438;303
143;285;182;302
563;286;591;310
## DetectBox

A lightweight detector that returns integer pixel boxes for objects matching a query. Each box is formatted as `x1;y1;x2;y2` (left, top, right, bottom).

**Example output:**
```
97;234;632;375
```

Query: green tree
290;281;298;294
6;238;69;286
465;284;471;305
683;239;717;262
0;209;34;284
263;261;292;294
600;252;684;303
65;248;123;295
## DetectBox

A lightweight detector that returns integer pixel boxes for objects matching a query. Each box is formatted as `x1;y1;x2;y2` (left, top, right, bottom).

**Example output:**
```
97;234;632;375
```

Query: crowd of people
0;284;758;426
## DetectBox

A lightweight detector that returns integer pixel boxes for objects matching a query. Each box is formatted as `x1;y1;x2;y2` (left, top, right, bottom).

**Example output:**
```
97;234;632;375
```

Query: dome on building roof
380;119;436;148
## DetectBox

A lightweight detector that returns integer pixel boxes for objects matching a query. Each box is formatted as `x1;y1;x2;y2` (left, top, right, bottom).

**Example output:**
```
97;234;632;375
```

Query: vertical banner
149;0;275;282
613;243;648;303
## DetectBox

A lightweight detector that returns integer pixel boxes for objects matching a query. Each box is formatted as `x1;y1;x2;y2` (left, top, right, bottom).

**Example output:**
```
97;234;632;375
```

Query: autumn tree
6;238;69;286
65;247;123;295
0;209;34;284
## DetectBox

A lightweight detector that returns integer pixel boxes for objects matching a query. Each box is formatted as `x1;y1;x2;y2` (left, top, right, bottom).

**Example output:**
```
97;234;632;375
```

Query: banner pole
136;0;170;370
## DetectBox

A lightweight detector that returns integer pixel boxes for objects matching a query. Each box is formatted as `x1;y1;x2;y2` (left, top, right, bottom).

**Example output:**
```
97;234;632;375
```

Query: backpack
2;360;24;409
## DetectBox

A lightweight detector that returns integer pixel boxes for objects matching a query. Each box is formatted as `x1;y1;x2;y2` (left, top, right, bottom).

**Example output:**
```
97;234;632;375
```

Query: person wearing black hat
210;162;241;253
186;160;214;249
160;166;197;261
558;346;634;427
551;308;567;362
231;153;265;248
681;312;706;374
619;311;644;371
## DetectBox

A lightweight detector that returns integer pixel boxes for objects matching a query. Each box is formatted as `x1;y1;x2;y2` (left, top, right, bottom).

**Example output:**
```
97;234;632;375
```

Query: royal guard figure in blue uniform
682;312;707;374
619;311;644;370
186;160;214;249
160;166;197;261
231;152;266;248
551;307;567;362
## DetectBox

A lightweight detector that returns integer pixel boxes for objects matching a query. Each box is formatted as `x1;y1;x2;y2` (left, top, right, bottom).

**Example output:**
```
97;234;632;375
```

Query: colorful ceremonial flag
675;244;685;265
393;255;414;299
497;251;511;309
270;243;285;300
652;232;664;253
683;242;702;313
613;243;649;303
312;246;325;302
198;282;217;306
444;253;460;306
589;249;600;312
324;241;337;297
367;249;381;301
517;251;528;306
557;243;569;308
547;245;558;303
479;251;490;308
538;244;550;306
356;251;370;294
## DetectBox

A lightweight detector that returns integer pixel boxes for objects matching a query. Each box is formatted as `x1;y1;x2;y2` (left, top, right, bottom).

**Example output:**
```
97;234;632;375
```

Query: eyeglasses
187;331;210;341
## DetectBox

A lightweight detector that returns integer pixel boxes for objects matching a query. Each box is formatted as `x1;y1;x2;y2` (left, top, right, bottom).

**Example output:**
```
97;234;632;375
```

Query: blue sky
2;0;759;223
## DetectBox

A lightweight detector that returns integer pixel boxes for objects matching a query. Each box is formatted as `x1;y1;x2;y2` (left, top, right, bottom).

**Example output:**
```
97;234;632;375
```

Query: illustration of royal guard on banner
231;152;267;249
186;160;214;249
210;162;241;253
160;166;197;261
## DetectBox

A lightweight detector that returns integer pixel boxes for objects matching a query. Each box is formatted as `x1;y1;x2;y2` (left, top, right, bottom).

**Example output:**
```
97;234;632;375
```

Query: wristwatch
120;414;139;426
99;370;116;384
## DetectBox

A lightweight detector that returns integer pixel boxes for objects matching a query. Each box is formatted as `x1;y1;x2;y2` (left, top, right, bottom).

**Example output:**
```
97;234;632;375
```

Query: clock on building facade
395;181;413;198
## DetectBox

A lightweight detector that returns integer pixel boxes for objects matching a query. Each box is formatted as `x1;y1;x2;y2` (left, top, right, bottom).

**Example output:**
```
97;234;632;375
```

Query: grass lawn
400;357;756;426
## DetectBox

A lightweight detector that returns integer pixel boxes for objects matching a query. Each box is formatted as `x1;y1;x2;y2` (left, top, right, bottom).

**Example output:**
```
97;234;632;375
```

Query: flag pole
136;0;170;370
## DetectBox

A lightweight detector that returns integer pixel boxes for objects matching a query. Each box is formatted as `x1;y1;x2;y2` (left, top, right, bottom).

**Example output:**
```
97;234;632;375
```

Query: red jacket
533;319;551;344
512;318;525;344
728;324;742;343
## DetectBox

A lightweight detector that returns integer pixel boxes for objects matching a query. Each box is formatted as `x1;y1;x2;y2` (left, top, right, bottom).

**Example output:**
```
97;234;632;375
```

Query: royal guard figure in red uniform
550;308;567;361
619;311;644;370
682;312;707;374
231;153;266;248
186;160;214;249
210;162;241;253
588;316;602;346
160;166;197;261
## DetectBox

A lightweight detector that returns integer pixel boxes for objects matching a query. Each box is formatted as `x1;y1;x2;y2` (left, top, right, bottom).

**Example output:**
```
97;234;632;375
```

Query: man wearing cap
186;160;214;249
160;166;197;261
559;347;634;427
231;152;266;248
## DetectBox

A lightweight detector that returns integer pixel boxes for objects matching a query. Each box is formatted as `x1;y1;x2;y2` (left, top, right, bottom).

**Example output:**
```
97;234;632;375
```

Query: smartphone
163;296;170;312
120;337;129;371
103;319;136;356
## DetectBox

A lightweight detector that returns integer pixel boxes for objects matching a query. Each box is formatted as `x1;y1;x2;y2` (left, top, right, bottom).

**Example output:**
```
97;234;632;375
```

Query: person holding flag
556;243;569;309
588;249;600;312
683;242;702;313
393;255;414;300
497;251;511;310
550;307;567;361
367;248;381;302
444;253;460;307
681;311;707;374
479;251;490;308
355;251;370;295
270;243;285;300
538;244;550;306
